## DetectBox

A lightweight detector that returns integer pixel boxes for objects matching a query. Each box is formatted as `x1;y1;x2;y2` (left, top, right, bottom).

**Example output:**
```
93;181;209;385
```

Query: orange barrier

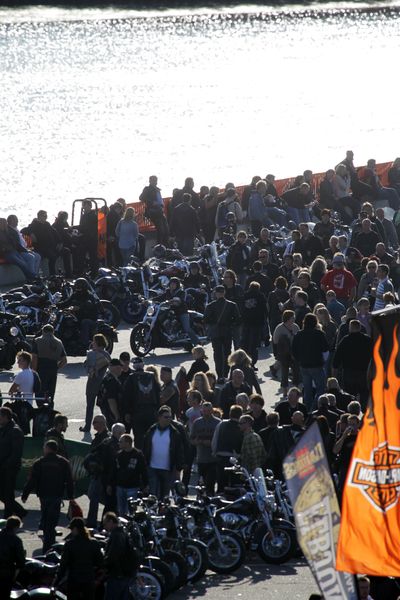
128;161;392;233
97;210;107;260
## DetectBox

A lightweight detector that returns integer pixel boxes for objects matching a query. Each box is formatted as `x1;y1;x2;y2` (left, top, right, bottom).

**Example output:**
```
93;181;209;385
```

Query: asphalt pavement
0;321;318;599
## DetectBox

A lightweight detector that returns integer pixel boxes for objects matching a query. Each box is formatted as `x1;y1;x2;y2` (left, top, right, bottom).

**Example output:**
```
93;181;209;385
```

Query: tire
130;323;153;357
257;525;295;564
99;300;121;328
162;549;188;590
206;530;245;574
132;566;165;600
120;296;145;324
181;539;208;583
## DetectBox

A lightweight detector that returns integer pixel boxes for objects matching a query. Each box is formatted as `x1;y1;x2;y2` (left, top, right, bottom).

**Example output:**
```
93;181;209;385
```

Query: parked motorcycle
130;300;207;357
95;265;150;324
48;308;117;355
214;461;296;564
0;313;31;370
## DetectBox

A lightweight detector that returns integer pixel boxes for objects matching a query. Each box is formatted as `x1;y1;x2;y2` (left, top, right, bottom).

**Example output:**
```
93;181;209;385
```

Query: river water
1;2;400;222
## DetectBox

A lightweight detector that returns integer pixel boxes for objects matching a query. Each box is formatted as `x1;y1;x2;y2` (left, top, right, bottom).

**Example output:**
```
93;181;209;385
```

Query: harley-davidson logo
348;443;400;512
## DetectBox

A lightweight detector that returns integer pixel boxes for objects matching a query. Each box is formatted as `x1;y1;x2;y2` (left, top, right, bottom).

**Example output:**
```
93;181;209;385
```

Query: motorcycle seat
98;268;112;276
10;591;29;599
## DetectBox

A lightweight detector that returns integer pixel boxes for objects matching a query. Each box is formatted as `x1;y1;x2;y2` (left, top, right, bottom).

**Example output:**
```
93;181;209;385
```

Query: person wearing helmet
183;262;210;290
153;244;167;260
58;278;99;348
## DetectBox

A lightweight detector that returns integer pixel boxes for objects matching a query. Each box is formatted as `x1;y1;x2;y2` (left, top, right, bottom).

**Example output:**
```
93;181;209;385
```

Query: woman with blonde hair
115;206;139;265
310;256;327;288
190;371;214;403
228;349;261;393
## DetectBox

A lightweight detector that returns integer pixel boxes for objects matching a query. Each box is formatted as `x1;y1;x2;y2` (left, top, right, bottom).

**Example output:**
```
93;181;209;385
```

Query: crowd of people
1;151;400;599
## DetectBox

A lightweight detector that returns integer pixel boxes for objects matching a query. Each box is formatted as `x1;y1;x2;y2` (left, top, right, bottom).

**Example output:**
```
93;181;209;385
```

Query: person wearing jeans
143;406;185;500
292;312;329;411
21;440;74;552
109;433;148;516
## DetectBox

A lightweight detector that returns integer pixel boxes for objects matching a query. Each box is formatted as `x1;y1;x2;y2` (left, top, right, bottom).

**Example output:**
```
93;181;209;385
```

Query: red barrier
128;162;392;233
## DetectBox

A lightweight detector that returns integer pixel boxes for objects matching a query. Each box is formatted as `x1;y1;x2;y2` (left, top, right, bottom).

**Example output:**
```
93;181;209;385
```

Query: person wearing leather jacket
58;278;99;347
160;277;200;346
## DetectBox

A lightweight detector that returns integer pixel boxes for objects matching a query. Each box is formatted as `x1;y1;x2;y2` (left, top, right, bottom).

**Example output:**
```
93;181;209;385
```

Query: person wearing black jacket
143;406;185;499
83;415;111;529
249;228;278;264
219;369;252;418
0;407;25;520
122;360;160;446
55;516;103;600
183;262;210;291
103;512;140;599
292;313;329;411
297;223;324;266
45;414;68;458
170;193;200;256
106;202;124;267
58;278;99;348
204;286;241;381
226;231;251;288
240;281;267;366
139;175;169;246
75;200;99;274
211;404;243;492
23;210;72;277
22;440;74;552
332;319;373;409
109;434;148;516
275;387;308;426
0;516;25;600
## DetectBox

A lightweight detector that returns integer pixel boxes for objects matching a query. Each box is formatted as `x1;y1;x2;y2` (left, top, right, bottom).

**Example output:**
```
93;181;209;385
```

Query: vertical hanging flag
283;422;358;599
337;309;400;575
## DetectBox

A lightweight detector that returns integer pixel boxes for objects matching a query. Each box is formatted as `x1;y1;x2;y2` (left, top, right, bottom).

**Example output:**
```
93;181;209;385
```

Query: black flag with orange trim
337;307;400;575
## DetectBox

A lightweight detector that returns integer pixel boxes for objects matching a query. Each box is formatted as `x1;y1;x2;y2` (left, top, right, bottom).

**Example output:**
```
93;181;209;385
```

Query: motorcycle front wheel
131;567;165;600
99;300;121;328
181;539;208;583
162;549;188;591
206;530;245;574
257;524;295;564
130;323;153;357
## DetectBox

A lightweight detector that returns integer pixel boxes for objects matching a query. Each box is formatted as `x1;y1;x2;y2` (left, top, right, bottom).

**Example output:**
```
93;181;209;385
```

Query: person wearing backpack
121;357;160;450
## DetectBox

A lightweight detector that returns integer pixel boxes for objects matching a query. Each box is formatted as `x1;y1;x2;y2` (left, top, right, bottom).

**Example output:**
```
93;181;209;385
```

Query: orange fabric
336;320;400;576
97;209;107;259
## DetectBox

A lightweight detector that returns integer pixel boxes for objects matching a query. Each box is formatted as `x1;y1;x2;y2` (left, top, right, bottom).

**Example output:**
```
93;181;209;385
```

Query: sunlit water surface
1;3;400;222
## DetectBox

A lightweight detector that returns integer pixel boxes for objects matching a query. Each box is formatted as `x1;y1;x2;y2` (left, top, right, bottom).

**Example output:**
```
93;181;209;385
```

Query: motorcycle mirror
229;456;238;465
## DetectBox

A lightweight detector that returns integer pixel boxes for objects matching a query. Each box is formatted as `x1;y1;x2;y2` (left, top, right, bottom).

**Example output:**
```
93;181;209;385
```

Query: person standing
22;440;74;552
103;511;139;600
240;281;267;367
238;415;266;473
275;387;308;426
31;324;67;405
122;357;160;448
102;423;126;514
272;310;300;396
54;517;103;600
98;359;123;429
320;252;357;308
143;406;185;500
292;313;329;411
160;366;180;419
190;402;220;495
0;516;25;600
0;407;25;519
170;192;200;256
204;285;241;382
80;334;111;433
372;263;394;311
109;433;148;516
83;415;111;529
139;175;169;246
9;351;40;405
115;207;139;266
211;404;243;493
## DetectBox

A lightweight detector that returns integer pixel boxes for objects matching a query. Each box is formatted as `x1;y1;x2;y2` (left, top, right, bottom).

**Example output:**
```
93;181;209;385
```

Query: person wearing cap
97;359;123;429
204;285;241;382
31;324;67;405
54;517;103;600
0;516;25;600
118;351;133;386
320;252;357;307
21;439;74;553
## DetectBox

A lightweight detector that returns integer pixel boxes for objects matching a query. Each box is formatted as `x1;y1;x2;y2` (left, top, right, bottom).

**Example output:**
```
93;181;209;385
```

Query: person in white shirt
9;351;39;405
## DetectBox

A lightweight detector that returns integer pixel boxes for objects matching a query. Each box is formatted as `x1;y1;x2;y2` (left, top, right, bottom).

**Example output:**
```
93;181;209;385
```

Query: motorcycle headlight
9;326;19;337
146;305;155;317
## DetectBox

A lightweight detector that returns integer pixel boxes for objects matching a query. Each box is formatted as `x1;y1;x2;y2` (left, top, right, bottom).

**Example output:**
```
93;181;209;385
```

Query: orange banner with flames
337;310;400;575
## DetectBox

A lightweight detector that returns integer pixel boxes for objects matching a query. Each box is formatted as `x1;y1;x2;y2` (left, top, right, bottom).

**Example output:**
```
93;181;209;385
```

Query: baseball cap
332;253;345;265
215;285;225;293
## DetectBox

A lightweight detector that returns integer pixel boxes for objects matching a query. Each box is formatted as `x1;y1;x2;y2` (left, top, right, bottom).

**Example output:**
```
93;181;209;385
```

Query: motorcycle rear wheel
162;549;188;590
181;539;208;582
120;296;144;324
130;323;152;357
257;525;295;564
